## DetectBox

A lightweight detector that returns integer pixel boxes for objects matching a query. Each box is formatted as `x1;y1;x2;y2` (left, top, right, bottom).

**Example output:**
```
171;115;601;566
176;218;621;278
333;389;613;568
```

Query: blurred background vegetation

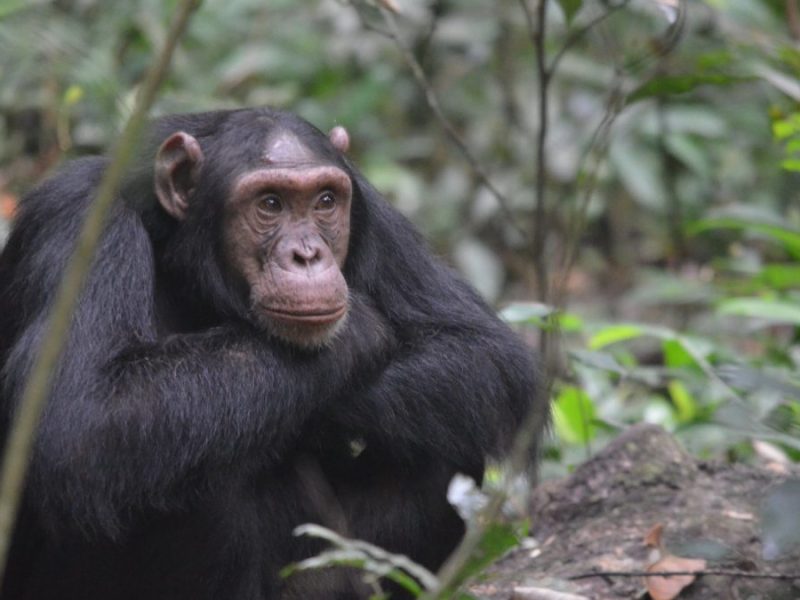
0;0;798;476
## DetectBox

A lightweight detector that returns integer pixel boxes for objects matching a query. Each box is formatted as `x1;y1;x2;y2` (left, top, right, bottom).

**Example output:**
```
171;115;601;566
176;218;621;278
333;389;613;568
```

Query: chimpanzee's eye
256;195;282;215
316;192;336;212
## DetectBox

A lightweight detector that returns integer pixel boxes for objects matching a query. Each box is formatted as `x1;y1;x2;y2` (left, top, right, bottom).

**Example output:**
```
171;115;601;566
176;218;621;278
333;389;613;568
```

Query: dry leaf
645;554;706;600
753;440;790;465
644;523;664;549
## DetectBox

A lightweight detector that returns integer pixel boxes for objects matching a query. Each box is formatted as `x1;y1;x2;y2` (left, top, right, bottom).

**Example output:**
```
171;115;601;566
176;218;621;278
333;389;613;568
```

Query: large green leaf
760;264;800;290
689;208;800;258
556;0;582;26
433;522;525;598
588;324;644;349
668;380;698;423
662;339;699;370
0;0;28;19
628;73;744;103
718;298;800;325
500;303;583;332
553;386;597;444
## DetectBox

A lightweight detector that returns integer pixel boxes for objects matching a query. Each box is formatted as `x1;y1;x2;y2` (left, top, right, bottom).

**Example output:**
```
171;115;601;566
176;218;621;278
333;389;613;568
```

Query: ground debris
472;424;800;599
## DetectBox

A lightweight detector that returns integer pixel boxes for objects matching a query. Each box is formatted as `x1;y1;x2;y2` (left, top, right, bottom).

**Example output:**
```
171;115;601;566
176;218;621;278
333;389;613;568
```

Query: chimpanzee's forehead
261;130;324;168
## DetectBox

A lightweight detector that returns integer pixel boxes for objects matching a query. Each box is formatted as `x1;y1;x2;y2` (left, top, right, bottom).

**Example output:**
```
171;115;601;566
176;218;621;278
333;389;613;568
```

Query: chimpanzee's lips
263;304;347;325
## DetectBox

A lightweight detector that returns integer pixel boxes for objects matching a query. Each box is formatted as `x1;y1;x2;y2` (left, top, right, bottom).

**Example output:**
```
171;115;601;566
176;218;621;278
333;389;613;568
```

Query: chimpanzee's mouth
262;304;347;325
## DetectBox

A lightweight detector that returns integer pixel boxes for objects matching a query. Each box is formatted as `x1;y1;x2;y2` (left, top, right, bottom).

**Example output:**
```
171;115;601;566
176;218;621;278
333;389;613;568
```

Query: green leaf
662;339;698;369
63;84;84;107
781;158;800;172
472;522;523;571
772;119;799;140
628;73;742;103
288;524;438;594
588;324;644;349
760;264;800;290
557;312;584;332
0;0;28;19
556;0;582;26
719;366;800;400
668;380;697;423
499;303;551;324
499;303;583;332
689;209;800;259
718;298;800;325
438;522;525;596
784;138;800;154
553;386;596;444
716;404;800;451
570;349;626;374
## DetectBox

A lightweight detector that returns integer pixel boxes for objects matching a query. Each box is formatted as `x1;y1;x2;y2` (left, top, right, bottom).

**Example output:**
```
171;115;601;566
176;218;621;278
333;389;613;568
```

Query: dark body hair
0;108;543;600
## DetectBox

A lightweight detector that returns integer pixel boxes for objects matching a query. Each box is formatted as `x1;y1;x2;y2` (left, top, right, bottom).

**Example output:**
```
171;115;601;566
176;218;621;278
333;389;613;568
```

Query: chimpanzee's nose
292;244;322;268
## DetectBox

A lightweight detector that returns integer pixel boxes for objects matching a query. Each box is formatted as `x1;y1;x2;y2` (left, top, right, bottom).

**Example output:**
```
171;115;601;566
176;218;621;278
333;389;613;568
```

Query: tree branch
366;4;526;240
0;0;202;583
548;1;630;74
569;569;800;581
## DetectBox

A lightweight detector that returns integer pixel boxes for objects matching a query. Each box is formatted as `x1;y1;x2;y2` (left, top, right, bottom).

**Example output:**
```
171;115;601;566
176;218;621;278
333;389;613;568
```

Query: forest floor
472;425;800;600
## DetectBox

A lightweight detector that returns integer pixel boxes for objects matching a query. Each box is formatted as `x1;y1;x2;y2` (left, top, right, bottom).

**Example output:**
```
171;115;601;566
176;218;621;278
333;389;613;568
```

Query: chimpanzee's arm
340;179;542;475
343;306;538;475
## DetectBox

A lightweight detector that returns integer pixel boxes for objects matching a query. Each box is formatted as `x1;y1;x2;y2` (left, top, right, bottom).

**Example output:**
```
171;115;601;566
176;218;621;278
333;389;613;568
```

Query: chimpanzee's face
154;126;353;348
222;131;352;347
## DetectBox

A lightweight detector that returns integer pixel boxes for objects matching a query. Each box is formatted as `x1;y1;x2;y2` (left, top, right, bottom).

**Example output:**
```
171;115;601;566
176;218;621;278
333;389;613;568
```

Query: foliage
507;202;800;469
2;0;800;594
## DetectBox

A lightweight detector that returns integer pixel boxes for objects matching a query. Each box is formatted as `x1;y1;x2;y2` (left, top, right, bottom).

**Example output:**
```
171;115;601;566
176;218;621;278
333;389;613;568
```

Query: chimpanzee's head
150;109;355;348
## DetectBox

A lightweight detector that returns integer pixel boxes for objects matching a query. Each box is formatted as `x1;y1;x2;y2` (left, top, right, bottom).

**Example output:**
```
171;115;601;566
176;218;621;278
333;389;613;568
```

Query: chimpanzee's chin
262;310;348;350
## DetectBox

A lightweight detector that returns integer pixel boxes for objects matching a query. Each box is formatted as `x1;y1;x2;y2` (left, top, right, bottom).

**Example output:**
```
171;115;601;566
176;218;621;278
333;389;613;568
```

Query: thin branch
369;5;526;240
533;0;549;305
548;1;630;74
657;98;686;265
434;3;695;594
518;0;550;306
0;0;202;583
569;569;800;581
789;0;800;40
553;80;626;309
415;0;445;65
625;0;688;72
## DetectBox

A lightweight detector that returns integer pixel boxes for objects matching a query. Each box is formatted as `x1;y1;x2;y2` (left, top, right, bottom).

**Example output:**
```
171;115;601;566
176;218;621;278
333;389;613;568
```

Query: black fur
0;108;542;600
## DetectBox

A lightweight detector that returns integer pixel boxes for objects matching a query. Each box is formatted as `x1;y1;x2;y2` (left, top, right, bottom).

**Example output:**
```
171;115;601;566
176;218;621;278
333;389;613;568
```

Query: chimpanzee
0;108;543;600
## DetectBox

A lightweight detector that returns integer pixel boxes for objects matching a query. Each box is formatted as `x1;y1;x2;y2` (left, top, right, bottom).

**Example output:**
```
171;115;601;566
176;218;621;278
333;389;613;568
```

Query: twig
518;0;551;304
415;0;445;65
789;0;800;40
569;569;800;581
0;0;202;584
657;99;686;266
548;1;630;74
436;4;691;593
550;0;690;319
430;4;628;596
625;0;687;72
552;80;626;310
369;5;526;240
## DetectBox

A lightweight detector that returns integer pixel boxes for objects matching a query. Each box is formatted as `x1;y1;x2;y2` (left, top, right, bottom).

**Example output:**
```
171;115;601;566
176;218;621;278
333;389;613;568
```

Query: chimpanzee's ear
328;126;350;153
154;131;204;221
